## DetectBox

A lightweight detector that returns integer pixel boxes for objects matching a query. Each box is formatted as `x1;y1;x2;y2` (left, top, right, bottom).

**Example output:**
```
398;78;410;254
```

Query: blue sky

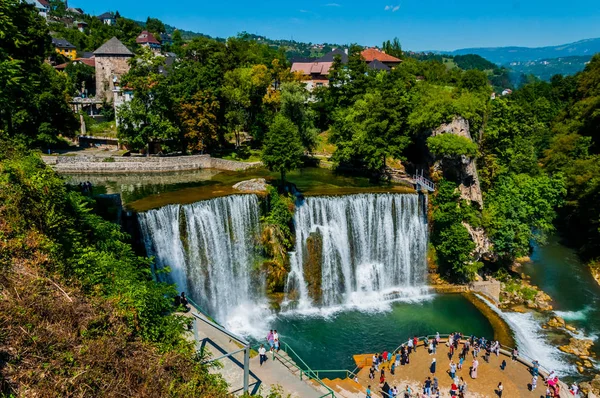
73;0;600;51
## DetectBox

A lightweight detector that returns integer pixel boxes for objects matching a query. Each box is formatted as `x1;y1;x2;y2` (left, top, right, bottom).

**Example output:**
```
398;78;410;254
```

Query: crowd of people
362;332;579;398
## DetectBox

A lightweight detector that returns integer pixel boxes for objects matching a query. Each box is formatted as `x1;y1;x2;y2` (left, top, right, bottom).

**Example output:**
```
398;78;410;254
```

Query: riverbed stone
546;316;566;329
558;337;594;357
232;178;268;192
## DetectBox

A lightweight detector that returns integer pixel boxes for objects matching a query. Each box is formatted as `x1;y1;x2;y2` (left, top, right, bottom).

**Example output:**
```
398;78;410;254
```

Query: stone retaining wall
470;280;501;303
42;154;262;173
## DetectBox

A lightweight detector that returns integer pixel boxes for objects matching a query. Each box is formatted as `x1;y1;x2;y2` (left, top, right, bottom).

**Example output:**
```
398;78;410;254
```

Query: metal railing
414;170;435;192
259;341;335;398
187;298;251;395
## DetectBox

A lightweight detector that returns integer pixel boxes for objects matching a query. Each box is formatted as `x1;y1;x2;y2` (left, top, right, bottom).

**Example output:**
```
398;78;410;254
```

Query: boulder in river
558;337;594;357
232;178;268;193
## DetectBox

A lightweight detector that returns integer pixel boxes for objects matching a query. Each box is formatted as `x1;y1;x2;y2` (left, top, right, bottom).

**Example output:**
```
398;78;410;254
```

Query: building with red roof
136;31;161;53
360;48;402;68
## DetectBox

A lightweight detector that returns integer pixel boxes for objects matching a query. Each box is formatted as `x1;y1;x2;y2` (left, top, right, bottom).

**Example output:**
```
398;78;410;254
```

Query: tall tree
177;90;220;153
280;82;318;151
262;114;304;185
117;49;179;152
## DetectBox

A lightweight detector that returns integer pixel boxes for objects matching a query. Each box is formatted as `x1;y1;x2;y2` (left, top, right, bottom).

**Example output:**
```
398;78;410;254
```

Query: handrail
255;342;334;398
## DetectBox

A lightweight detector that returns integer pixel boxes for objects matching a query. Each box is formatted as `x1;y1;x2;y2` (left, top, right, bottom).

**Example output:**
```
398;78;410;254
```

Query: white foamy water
476;295;575;375
139;195;272;329
285;194;428;310
555;306;594;322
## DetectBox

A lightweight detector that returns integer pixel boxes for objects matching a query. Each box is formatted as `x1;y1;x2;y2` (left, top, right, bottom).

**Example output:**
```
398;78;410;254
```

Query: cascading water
138;195;268;332
284;194;429;311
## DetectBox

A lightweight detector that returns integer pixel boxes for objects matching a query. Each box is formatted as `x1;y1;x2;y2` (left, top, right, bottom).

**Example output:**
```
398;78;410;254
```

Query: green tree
117;49;179;152
382;37;403;59
65;61;95;96
145;17;166;35
262;114;304;185
280;82;318;151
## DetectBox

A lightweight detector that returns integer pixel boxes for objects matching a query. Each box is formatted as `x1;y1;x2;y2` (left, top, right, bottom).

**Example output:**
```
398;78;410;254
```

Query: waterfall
285;194;429;310
138;195;266;330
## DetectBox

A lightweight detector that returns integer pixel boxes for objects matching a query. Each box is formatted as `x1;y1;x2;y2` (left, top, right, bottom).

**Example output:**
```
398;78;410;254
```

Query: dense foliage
0;146;229;396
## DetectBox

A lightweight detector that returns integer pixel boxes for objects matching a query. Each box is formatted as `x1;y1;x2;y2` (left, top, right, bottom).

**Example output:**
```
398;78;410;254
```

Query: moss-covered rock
303;231;323;305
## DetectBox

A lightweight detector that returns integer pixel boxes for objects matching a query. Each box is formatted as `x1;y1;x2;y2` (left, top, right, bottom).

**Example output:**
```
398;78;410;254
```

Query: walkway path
184;307;326;397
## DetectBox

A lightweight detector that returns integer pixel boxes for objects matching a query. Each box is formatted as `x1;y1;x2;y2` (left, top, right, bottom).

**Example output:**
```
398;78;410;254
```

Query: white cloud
384;4;400;12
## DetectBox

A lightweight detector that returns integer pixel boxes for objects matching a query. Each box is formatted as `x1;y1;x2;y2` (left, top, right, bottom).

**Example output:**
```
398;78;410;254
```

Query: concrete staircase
320;377;366;398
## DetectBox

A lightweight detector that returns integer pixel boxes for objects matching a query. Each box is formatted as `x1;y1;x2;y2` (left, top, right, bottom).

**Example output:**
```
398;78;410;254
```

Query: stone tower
93;37;134;102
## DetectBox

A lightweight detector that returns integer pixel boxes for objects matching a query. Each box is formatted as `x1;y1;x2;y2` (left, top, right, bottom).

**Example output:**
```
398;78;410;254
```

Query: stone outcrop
232;178;268;193
463;222;496;262
559;337;594;358
580;375;600;396
431;117;483;207
429;117;495;262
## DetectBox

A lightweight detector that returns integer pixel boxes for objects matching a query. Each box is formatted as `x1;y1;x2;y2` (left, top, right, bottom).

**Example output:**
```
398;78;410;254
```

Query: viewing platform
325;337;572;398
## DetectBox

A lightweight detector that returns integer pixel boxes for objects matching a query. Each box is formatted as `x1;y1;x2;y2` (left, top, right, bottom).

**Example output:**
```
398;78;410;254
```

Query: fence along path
184;300;330;397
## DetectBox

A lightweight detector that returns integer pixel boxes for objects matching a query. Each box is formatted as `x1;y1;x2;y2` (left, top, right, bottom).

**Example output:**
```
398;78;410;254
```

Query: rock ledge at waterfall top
232;178;268;193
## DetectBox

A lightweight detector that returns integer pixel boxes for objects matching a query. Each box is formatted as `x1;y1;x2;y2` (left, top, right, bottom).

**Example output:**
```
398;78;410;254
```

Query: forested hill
446;38;600;64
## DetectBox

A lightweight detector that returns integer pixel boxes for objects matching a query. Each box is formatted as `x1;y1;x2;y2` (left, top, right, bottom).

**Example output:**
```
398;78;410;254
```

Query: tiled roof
367;59;391;71
54;58;96;70
93;37;134;56
361;48;401;63
317;48;348;63
291;61;334;76
98;11;115;19
38;0;50;7
52;38;76;49
136;31;161;45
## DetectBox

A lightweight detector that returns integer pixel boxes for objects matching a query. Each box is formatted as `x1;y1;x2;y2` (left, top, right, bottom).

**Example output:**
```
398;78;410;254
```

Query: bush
427;133;478;158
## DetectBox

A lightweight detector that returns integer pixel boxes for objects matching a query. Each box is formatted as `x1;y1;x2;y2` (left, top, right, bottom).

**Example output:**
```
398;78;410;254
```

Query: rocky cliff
430;117;483;208
430;117;494;261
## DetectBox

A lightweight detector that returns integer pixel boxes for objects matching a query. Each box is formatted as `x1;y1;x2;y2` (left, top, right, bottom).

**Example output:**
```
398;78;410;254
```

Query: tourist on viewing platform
267;330;274;351
570;383;579;395
424;376;432;395
511;347;518;361
381;381;391;397
373;353;379;371
428;339;434;355
395;351;401;368
532;374;538;390
500;359;507;370
366;384;372;398
379;369;385;384
449;360;456;379
408;337;414;353
413;336;418;352
369;365;375;380
391;359;396;375
497;381;504;397
532;359;540;376
458;355;464;370
258;344;267;366
403;385;412;398
179;292;189;311
470;358;479;379
432;376;438;392
459;377;467;398
450;380;458;396
273;330;280;352
430;358;436;375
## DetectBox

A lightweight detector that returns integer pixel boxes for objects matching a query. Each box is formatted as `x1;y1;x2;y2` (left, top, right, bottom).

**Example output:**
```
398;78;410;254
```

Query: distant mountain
505;55;592;81
445;38;600;65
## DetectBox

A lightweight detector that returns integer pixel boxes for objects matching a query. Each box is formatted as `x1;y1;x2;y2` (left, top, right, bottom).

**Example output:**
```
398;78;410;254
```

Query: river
525;236;600;357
